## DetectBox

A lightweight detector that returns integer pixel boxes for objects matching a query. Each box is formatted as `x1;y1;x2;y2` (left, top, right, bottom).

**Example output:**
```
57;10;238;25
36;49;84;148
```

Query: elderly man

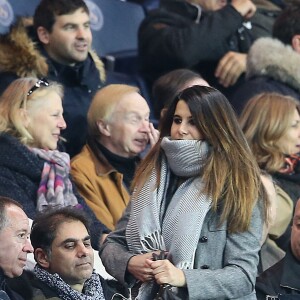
71;84;159;231
0;0;105;157
0;197;33;300
256;198;300;299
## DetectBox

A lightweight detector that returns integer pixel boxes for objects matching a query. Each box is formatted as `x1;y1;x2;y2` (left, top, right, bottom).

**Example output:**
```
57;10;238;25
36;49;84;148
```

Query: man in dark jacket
230;3;300;114
0;0;105;157
138;0;256;97
7;207;127;300
0;197;33;300
256;198;300;299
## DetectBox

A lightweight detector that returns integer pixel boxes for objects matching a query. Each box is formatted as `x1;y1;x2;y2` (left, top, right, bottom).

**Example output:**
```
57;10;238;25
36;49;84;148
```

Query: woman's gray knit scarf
34;265;105;300
126;137;212;300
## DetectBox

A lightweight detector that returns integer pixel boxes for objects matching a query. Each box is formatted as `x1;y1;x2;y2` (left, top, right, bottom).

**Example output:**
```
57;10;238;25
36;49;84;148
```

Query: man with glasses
0;0;105;158
71;84;159;231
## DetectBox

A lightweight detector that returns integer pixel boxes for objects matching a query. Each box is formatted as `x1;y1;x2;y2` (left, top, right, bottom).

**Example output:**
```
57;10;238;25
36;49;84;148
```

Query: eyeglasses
27;78;49;96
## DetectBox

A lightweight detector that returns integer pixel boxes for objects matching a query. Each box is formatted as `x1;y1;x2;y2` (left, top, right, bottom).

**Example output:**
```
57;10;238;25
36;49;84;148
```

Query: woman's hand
146;259;186;287
127;253;155;282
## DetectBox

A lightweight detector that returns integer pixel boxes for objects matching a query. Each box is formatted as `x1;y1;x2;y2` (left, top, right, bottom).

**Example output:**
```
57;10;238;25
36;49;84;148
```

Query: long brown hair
133;86;267;233
240;92;300;172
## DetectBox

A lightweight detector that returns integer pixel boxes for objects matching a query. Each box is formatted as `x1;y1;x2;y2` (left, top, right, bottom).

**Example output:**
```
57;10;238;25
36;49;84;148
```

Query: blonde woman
0;77;107;249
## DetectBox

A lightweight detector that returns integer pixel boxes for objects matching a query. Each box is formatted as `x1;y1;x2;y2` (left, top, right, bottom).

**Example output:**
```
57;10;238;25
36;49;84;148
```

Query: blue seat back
0;0;40;34
86;0;145;57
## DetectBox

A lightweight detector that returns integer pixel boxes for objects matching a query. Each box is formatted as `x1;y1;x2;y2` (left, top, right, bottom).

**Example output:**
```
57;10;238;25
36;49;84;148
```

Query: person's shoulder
256;258;285;298
71;145;95;168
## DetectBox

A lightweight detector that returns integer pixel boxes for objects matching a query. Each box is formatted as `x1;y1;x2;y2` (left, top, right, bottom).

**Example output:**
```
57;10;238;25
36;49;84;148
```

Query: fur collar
0;19;105;82
246;37;300;92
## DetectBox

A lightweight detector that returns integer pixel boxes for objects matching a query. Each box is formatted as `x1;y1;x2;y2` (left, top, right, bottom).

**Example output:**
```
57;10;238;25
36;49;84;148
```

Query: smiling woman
0;77;108;250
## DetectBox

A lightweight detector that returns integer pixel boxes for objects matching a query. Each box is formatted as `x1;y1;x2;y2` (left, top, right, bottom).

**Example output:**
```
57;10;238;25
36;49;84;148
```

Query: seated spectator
9;207;119;299
0;0;106;157
240;93;298;252
231;3;300;114
71;84;159;231
0;197;33;300
0;78;108;250
256;198;300;299
152;69;209;120
138;0;256;97
100;86;268;299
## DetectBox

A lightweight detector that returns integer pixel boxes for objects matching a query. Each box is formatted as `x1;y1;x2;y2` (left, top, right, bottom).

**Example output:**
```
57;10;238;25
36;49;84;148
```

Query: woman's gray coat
100;200;264;299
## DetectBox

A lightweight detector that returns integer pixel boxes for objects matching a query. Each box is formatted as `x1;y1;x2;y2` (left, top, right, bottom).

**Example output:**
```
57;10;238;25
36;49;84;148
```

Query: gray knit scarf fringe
126;137;212;300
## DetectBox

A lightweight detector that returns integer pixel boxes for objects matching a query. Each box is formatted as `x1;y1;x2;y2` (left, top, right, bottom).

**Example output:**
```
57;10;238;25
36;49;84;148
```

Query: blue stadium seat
86;0;145;74
0;0;40;34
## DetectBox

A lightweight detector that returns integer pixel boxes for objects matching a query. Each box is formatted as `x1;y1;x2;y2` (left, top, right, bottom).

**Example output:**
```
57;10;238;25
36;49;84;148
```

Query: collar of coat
0;18;105;82
0;268;6;289
280;247;300;291
246;37;300;93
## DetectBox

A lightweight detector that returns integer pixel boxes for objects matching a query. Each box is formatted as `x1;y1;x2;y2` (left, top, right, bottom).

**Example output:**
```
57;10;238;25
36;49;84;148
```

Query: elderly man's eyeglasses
27;78;49;96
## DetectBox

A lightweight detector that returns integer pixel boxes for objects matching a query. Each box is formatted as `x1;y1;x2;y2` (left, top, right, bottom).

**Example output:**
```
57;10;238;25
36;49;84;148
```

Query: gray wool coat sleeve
100;200;264;299
99;201;136;286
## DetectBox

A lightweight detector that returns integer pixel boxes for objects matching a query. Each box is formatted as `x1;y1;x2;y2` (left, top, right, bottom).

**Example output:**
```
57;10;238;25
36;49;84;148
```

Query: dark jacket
230;37;300;114
0;133;107;249
138;0;253;95
0;20;106;157
7;270;128;300
0;269;24;300
256;247;300;299
272;173;300;251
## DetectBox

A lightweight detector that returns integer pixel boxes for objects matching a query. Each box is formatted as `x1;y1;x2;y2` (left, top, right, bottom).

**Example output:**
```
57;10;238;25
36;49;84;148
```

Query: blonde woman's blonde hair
240;93;300;173
0;77;63;145
87;84;139;140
